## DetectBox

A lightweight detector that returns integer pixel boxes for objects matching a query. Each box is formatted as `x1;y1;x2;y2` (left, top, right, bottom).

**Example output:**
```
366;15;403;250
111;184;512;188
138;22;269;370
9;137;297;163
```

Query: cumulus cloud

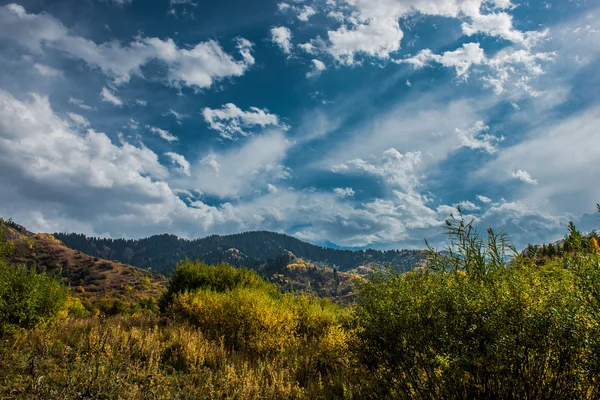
100;87;123;106
0;89;169;207
33;63;61;77
267;183;278;193
164;152;191;176
306;59;326;78
0;89;578;250
333;187;355;198
0;4;254;89
512;169;538;185
278;3;316;22
476;194;493;204
297;6;316;21
293;0;542;65
202;103;283;140
146;125;178;142
401;42;486;78
456;121;504;154
333;148;422;191
270;26;292;55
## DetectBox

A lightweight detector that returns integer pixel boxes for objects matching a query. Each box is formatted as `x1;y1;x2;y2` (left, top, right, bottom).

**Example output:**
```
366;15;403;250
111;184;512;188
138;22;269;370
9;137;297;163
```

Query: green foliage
0;262;70;335
162;260;347;358
0;218;15;259
96;297;130;316
169;260;269;293
160;260;273;310
425;207;517;280
351;210;600;399
55;230;425;275
0;221;70;334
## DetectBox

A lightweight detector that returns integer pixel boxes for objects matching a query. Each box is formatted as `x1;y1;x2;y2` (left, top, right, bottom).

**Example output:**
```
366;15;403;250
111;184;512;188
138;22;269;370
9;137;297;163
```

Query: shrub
170;288;298;355
351;209;600;399
97;298;129;316
0;263;70;335
160;260;273;309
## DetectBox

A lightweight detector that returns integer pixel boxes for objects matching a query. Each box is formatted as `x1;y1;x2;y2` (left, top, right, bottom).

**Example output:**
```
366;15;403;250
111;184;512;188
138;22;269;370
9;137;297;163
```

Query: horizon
0;0;599;251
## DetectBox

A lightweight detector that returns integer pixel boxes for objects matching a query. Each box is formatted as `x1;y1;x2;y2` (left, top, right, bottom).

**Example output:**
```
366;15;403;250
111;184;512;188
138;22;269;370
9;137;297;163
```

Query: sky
0;0;599;250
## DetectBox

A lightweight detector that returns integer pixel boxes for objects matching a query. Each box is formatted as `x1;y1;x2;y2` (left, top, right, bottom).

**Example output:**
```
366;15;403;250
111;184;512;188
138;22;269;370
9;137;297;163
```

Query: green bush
0;263;70;335
160;260;273;309
351;210;600;399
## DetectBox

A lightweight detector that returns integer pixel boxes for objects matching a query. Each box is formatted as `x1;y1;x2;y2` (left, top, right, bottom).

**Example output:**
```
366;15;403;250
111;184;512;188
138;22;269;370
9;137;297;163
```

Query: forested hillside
55;230;425;275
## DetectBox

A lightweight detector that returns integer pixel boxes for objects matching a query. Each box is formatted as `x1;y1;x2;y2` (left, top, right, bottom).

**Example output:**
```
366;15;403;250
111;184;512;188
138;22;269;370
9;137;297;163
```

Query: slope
55;230;426;275
3;221;166;305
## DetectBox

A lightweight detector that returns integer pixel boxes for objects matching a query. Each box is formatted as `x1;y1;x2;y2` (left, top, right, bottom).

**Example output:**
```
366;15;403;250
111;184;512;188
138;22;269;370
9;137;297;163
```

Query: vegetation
351;210;600;398
2;207;600;398
3;221;166;305
54;230;425;275
0;220;81;335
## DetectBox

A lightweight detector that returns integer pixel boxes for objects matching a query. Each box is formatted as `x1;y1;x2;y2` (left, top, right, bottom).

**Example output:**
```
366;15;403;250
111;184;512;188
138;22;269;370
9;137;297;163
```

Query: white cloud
456;120;503;154
33;63;61;77
476;194;493;204
192;130;292;198
334;187;355;198
267;183;278;194
165;109;186;123
68;97;93;111
202;103;283;140
135;99;147;106
67;112;90;127
306;59;326;78
296;0;541;65
325;17;404;65
0;90;577;250
333;148;422;192
512;169;538;185
127;119;139;130
477;105;600;216
100;87;123;106
146;125;178;142
278;3;316;22
0;89;168;203
0;4;254;89
164;152;191;176
270;26;293;55
401;42;486;78
297;6;316;21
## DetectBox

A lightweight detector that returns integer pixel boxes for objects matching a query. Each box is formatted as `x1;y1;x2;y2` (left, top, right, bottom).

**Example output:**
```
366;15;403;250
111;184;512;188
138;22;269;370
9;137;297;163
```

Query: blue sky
0;0;598;250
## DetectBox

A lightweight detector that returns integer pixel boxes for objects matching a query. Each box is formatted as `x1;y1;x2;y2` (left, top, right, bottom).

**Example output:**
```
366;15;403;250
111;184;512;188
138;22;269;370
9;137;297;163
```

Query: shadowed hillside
3;221;166;304
55;230;426;275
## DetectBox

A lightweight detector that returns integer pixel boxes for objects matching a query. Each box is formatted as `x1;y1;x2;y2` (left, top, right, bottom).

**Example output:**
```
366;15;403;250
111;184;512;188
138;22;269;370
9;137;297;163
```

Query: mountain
54;230;426;276
3;221;166;305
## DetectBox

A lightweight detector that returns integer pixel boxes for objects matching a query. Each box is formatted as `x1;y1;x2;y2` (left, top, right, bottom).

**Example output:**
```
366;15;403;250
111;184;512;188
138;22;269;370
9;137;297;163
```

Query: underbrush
2;212;600;399
0;315;361;399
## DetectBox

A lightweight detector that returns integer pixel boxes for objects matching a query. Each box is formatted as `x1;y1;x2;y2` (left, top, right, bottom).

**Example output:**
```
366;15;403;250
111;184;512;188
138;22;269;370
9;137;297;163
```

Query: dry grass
0;315;363;399
5;227;165;304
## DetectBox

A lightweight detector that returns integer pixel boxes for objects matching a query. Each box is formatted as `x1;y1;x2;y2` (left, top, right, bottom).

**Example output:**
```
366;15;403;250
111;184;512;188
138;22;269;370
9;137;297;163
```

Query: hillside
3;221;166;305
55;230;426;275
3;221;365;304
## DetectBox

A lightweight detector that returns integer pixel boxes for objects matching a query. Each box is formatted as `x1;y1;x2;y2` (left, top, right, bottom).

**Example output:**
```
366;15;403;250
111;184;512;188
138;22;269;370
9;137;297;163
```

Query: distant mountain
54;230;426;276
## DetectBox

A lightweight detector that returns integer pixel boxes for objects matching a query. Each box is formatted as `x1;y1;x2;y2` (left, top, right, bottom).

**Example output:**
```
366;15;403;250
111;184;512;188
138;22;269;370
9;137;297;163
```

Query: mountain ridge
54;230;426;275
